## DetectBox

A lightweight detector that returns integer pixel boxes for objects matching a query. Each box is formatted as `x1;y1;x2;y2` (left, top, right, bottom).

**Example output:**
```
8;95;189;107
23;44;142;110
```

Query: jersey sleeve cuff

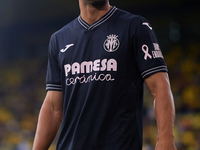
46;84;62;91
141;65;168;79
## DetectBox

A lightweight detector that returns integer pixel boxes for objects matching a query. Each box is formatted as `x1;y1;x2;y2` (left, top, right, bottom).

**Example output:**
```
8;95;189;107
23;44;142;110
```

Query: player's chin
90;0;108;7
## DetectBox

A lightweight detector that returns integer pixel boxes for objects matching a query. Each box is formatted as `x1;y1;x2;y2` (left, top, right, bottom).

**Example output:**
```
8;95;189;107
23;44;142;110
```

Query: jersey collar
78;6;117;30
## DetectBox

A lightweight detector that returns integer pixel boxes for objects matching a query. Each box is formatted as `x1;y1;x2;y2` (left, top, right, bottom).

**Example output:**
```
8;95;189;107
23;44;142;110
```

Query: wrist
157;133;174;141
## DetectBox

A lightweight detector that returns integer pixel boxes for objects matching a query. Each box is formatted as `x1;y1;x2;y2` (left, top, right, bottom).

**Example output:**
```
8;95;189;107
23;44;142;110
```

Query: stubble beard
83;0;108;7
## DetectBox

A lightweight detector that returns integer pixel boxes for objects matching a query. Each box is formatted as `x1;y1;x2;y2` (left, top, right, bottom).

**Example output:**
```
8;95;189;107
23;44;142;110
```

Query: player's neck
79;1;111;25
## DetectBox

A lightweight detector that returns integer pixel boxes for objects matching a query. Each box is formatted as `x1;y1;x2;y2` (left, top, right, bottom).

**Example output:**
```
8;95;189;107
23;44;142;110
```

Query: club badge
104;34;120;52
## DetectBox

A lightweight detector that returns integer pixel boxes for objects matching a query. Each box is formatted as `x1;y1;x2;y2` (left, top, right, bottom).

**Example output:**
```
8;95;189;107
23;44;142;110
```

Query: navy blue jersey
46;6;167;150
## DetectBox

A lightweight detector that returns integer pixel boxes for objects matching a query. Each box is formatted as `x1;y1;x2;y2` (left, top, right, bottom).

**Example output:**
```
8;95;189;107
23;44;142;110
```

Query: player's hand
155;140;176;150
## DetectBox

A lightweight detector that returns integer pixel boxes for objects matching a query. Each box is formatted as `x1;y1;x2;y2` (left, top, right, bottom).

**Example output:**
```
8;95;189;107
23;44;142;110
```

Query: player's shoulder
50;18;78;40
118;8;154;33
115;8;149;26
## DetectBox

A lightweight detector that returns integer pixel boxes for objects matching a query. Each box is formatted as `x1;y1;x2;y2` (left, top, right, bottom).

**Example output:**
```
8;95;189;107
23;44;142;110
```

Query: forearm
154;86;175;141
33;93;63;150
145;73;176;149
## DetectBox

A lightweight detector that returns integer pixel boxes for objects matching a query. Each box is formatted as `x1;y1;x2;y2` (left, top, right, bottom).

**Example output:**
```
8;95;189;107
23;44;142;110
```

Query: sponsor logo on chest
64;58;117;86
63;34;120;86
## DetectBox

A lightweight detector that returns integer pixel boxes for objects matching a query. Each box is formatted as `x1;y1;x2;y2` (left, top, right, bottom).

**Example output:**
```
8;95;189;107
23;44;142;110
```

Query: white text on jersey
64;58;117;77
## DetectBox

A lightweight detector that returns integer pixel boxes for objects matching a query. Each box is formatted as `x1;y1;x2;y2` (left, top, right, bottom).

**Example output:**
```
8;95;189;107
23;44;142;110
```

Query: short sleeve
131;16;168;79
46;35;62;91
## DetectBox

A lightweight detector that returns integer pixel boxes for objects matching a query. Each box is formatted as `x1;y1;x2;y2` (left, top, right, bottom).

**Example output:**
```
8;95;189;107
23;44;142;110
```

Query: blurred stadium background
0;0;199;149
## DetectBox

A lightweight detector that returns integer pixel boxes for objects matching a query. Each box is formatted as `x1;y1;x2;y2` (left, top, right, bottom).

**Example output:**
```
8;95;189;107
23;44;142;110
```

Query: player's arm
145;72;176;150
33;91;63;150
